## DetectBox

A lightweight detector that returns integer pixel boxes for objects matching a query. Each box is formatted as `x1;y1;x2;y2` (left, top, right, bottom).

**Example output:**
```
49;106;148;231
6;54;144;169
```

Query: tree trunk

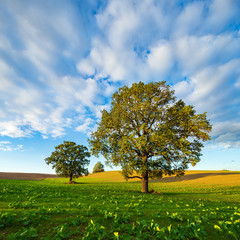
141;171;148;193
69;174;73;183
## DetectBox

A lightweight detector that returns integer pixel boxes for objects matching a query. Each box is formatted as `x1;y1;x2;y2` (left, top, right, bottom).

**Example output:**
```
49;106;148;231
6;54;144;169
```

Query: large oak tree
45;141;90;183
89;81;211;192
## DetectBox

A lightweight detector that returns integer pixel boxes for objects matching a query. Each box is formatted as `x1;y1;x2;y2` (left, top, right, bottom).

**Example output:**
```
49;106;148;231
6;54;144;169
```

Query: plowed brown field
0;172;58;180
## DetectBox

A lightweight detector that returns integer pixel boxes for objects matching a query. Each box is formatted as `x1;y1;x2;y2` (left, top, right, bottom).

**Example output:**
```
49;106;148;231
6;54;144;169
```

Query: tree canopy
93;161;105;173
89;81;211;192
45;141;90;183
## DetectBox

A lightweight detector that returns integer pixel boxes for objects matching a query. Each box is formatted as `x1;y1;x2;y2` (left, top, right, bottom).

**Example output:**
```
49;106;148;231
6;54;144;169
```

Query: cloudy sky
0;0;240;173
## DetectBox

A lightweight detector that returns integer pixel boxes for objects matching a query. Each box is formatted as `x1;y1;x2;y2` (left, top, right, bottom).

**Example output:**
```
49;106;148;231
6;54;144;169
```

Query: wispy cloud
0;141;23;151
0;0;103;138
0;0;239;149
76;118;94;135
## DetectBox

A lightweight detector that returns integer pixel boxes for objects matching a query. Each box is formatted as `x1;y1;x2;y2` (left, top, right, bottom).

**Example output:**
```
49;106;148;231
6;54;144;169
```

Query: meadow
0;170;240;239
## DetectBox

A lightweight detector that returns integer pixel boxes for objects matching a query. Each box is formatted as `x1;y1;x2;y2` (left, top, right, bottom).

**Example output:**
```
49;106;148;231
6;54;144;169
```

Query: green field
0;171;240;239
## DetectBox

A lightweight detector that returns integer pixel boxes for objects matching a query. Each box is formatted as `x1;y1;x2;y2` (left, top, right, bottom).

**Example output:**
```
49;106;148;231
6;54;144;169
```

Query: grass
0;170;240;239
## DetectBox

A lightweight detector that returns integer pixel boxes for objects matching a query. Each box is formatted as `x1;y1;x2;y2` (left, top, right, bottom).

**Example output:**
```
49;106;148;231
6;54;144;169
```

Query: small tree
45;141;90;183
93;161;105;173
89;81;211;193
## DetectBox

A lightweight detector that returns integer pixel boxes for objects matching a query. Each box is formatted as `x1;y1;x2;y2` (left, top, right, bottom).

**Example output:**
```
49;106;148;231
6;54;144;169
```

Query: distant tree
45;141;90;183
93;161;105;173
89;81;211;193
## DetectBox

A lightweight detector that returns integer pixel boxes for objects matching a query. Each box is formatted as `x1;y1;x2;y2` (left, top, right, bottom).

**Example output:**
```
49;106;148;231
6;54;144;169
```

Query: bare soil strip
0;172;58;180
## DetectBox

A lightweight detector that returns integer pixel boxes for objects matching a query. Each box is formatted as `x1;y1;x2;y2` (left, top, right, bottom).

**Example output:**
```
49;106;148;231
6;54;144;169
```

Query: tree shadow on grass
150;172;240;183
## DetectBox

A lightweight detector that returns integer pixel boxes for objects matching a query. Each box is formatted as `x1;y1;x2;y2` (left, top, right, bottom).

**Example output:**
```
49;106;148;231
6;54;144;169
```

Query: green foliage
0;212;16;228
93;161;105;173
89;81;212;191
45;141;90;182
214;213;240;240
7;227;38;239
0;179;240;239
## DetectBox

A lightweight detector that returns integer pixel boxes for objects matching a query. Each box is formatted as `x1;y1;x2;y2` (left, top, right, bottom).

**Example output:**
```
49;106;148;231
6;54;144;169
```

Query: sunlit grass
1;170;240;239
44;170;240;185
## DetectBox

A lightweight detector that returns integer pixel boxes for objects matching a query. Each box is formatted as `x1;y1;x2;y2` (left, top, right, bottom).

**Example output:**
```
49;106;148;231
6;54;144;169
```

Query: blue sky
0;0;240;174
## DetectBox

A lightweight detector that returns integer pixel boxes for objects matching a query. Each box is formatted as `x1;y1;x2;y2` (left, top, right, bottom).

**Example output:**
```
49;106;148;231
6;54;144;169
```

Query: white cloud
74;77;98;107
78;40;127;81
188;59;240;103
96;0;139;49
235;77;240;88
77;59;95;76
0;141;23;151
76;118;94;134
0;141;10;144
93;104;111;119
211;122;240;148
173;80;193;99
174;2;204;36
0;121;29;138
78;1;178;83
0;0;239;151
172;59;240;129
0;1;106;138
175;33;240;75
207;0;239;32
0;35;11;50
0;59;13;75
147;41;173;76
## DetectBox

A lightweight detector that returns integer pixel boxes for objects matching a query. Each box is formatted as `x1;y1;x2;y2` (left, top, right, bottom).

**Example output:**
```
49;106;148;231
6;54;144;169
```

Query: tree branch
127;175;142;179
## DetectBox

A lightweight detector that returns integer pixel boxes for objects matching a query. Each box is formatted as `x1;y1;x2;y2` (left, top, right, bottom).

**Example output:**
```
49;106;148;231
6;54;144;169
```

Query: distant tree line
93;161;104;173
